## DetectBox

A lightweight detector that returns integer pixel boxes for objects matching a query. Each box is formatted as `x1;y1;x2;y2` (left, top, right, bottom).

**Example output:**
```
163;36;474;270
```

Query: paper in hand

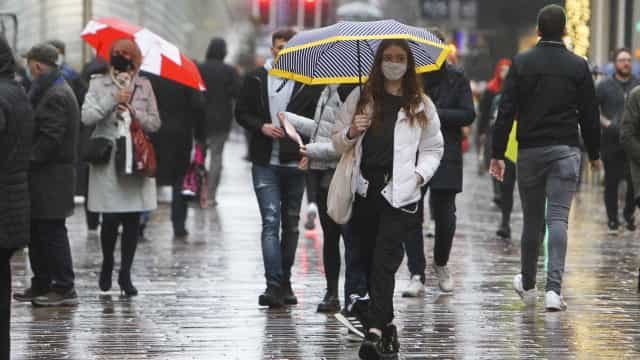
278;112;304;147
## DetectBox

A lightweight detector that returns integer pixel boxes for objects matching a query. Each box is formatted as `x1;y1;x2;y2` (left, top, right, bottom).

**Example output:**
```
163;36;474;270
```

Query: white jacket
332;88;444;209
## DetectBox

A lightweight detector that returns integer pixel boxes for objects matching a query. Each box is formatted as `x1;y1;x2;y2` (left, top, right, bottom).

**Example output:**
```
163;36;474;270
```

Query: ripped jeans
252;164;305;287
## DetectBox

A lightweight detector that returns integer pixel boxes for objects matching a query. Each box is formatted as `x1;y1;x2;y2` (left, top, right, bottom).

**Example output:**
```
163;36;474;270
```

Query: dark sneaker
608;221;619;235
258;285;283;308
13;287;48;302
32;289;79;307
335;298;368;339
496;224;511;239
281;282;298;305
378;325;400;359
317;290;340;313
626;222;636;232
359;332;381;360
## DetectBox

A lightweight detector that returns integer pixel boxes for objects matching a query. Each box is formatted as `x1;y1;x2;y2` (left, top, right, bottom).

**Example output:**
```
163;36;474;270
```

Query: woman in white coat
332;39;443;359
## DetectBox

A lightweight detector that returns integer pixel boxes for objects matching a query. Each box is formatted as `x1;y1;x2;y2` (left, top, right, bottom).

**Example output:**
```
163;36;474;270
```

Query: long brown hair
356;39;429;129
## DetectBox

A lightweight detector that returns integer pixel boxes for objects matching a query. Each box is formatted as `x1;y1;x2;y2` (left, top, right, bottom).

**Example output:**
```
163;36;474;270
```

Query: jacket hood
206;38;227;61
0;36;16;78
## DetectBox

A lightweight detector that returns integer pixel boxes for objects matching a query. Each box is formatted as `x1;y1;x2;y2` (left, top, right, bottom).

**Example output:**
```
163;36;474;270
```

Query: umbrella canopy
271;20;450;85
81;17;206;91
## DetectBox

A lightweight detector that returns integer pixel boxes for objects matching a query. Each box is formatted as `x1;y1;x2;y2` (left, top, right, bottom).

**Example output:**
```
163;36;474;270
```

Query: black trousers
305;170;321;205
499;159;517;226
171;177;188;234
351;169;420;330
29;219;75;293
100;213;140;278
603;152;635;224
404;188;457;280
1;249;15;360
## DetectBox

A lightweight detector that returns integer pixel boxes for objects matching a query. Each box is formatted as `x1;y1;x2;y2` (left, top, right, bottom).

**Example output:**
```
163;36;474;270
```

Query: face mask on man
56;54;64;67
381;61;407;81
110;54;134;72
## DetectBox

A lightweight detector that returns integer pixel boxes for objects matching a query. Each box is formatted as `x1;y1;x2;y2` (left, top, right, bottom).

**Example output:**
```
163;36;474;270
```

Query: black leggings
100;213;141;277
499;159;517;226
0;248;16;360
314;170;345;290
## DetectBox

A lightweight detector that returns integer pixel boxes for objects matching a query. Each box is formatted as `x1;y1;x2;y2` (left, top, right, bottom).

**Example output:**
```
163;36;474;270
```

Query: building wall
0;0;253;69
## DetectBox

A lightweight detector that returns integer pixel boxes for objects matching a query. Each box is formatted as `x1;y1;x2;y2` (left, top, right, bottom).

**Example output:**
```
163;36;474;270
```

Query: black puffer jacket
0;37;34;249
423;64;476;192
28;69;80;219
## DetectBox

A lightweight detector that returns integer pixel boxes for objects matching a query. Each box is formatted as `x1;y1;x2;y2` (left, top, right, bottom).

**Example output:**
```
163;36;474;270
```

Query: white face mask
56;54;64;67
382;61;407;81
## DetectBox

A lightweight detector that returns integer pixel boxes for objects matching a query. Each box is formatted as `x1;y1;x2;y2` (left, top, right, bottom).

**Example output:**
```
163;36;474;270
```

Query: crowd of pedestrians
2;4;640;360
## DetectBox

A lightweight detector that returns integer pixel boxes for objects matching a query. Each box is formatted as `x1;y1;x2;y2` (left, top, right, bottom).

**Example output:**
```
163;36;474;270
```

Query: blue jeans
252;164;305;287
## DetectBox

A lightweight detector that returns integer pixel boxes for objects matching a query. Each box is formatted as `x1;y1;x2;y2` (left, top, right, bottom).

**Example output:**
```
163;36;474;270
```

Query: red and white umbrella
81;17;206;91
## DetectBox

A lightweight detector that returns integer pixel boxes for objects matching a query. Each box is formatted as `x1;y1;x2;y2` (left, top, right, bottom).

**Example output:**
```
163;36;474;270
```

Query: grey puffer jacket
283;85;342;170
81;73;161;213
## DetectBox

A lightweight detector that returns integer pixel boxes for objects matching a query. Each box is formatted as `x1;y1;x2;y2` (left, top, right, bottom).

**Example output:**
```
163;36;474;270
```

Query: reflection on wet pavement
10;140;640;359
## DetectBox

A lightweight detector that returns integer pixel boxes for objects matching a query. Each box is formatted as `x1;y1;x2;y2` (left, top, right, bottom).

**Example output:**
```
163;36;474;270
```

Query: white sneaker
433;265;453;292
544;291;567;311
513;274;537;306
402;275;425;298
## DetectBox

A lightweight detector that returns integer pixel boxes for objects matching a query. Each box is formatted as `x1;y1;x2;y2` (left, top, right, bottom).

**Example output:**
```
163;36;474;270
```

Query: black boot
281;281;298;305
377;324;400;359
258;284;283;308
118;271;138;297
99;260;113;292
317;287;340;313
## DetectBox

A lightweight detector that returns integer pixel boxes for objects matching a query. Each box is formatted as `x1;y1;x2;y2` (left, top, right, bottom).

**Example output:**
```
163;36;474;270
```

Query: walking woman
332;39;443;359
82;39;160;296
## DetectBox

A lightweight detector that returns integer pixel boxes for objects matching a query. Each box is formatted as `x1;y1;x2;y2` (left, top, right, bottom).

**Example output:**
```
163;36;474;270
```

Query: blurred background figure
147;73;206;239
198;38;240;207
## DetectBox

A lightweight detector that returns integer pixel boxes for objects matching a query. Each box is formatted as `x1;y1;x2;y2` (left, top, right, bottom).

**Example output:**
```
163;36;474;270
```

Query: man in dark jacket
0;35;34;360
13;43;80;307
199;38;240;206
597;48;640;233
147;73;206;238
236;28;324;308
490;5;601;311
402;37;476;297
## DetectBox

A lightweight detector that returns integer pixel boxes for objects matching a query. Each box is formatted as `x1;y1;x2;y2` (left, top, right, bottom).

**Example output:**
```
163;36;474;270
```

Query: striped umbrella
271;20;450;85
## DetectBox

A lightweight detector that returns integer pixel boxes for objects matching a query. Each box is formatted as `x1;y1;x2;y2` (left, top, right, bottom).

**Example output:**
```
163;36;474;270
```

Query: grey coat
284;85;342;170
81;73;161;213
620;86;640;199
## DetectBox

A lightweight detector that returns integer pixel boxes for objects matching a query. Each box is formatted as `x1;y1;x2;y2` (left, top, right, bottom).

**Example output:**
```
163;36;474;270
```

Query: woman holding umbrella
82;39;160;296
332;39;443;359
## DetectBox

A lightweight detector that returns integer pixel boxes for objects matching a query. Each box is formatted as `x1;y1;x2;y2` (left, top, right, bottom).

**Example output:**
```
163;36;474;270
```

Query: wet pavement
9;138;640;359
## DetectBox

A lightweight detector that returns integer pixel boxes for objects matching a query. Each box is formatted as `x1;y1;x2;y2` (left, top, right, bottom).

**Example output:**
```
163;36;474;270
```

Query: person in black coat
13;43;80;307
198;38;240;206
402;54;475;296
147;73;206;238
0;35;34;360
236;28;324;308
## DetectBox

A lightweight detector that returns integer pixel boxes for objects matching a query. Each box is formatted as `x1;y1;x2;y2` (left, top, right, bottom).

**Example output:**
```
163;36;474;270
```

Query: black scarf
28;69;63;107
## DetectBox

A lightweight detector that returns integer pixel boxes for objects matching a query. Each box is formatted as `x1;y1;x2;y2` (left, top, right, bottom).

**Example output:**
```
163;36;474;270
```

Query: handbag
83;137;113;164
327;147;355;224
130;119;157;177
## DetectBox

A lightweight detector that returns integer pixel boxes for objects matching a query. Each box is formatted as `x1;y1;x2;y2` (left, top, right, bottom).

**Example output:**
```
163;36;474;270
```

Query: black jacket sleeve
477;90;496;136
438;74;476;129
31;94;68;164
235;74;266;134
577;63;601;160
189;89;207;144
492;64;518;160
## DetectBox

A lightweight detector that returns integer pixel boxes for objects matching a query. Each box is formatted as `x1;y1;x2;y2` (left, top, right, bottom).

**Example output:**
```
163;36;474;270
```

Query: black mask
110;54;133;72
